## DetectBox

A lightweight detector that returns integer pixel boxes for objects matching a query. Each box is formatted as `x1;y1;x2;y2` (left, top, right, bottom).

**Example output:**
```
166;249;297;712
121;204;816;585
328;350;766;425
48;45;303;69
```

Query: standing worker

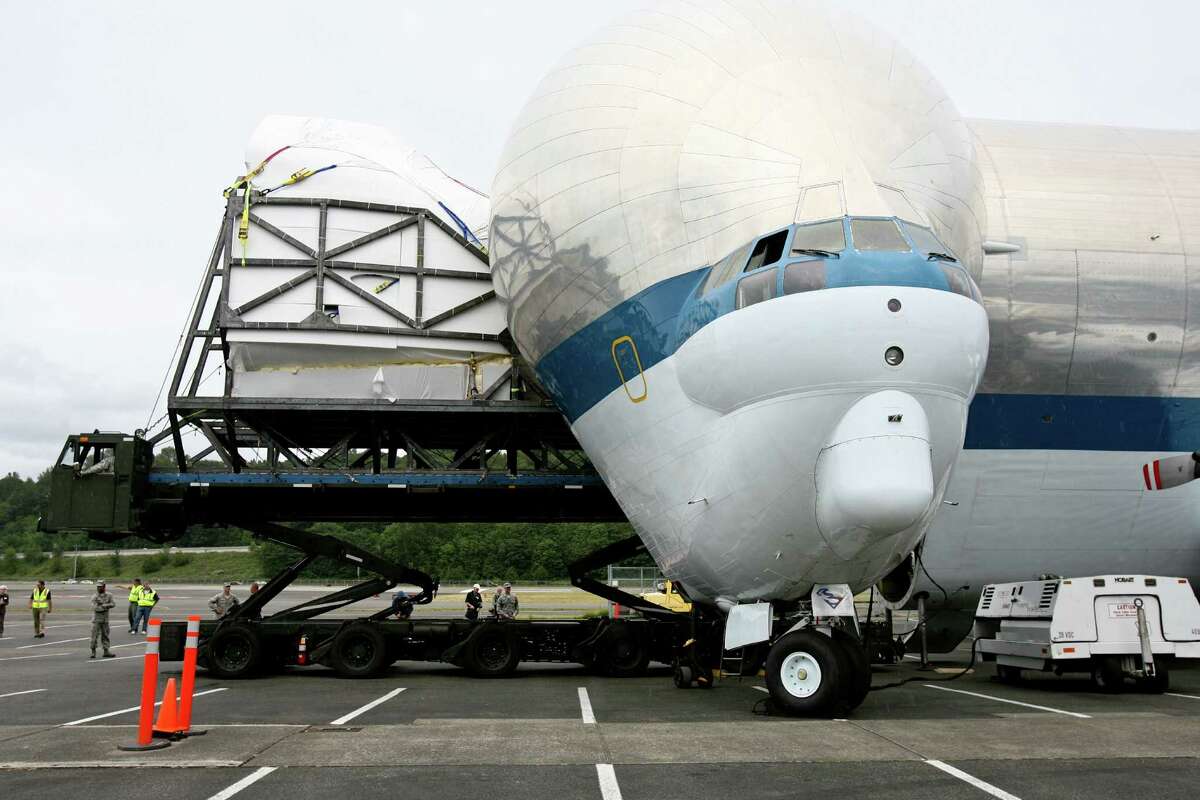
124;578;143;633
465;583;483;621
209;583;239;618
495;582;519;620
30;579;51;638
491;585;503;616
0;584;9;638
134;581;158;634
90;581;116;658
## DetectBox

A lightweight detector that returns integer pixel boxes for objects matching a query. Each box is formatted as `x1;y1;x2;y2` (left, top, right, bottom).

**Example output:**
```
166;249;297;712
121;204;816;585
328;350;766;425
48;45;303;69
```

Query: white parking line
923;684;1091;718
578;687;596;724
206;766;278;800
926;759;1022;799
18;637;90;650
1166;692;1200;701
329;687;406;725
0;652;70;662
63;687;228;726
596;764;623;800
0;689;47;699
85;655;141;663
753;686;768;693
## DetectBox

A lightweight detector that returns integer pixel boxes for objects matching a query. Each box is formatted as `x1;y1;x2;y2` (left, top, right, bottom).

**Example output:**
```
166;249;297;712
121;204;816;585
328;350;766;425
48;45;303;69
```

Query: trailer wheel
466;625;520;677
673;664;694;688
207;624;263;679
332;623;389;678
765;630;845;717
830;628;871;711
997;665;1022;684
1090;656;1124;693
600;623;651;677
1138;659;1169;694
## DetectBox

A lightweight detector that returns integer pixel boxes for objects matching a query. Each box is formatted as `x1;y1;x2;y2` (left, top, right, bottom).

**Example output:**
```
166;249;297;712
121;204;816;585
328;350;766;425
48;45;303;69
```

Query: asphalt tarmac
3;581;1200;799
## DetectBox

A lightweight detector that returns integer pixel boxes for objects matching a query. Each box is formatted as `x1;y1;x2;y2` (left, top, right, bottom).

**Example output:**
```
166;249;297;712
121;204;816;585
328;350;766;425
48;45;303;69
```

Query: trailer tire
765;630;845;717
1091;656;1124;693
830;628;871;711
673;664;694;688
466;625;520;677
331;623;389;678
600;623;651;677
997;665;1022;684
207;624;264;679
1138;659;1169;693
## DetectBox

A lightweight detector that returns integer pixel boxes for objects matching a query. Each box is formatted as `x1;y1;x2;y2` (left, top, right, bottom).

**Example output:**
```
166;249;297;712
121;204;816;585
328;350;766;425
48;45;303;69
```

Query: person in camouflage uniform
90;581;116;658
495;583;519;620
209;583;240;618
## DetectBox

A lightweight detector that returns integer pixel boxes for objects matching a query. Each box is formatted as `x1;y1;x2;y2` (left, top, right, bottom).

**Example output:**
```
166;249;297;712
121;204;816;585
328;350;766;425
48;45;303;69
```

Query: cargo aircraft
487;0;1200;714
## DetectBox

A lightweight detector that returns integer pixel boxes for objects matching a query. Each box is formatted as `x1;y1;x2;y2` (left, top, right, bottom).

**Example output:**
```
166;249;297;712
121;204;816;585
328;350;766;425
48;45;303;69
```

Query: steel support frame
159;191;587;483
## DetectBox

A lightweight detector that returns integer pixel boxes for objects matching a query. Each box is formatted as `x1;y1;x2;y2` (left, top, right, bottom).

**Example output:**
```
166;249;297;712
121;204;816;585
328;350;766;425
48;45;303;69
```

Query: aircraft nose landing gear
762;626;872;717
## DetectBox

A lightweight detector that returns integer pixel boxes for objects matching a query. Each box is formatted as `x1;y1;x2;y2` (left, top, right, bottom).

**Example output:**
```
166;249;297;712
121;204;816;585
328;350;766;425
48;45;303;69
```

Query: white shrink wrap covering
222;116;510;402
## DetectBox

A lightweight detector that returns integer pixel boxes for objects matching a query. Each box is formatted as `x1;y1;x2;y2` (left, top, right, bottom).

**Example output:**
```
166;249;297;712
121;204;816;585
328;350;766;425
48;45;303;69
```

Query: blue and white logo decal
816;587;846;609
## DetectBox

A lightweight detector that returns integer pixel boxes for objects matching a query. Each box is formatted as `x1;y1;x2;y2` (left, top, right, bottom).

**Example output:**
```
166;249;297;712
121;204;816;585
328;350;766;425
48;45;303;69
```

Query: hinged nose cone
816;391;934;559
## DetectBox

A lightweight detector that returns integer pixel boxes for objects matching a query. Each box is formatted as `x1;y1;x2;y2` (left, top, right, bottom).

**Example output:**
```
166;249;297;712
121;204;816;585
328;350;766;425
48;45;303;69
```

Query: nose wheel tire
764;630;846;717
830;628;871;712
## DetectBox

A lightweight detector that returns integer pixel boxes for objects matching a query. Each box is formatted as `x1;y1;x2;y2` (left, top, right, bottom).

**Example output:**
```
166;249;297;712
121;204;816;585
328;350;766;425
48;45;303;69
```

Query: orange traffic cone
152;678;183;739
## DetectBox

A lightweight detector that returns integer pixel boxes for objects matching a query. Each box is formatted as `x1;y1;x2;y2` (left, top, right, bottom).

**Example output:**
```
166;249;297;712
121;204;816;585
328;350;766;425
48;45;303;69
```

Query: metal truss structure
138;190;623;525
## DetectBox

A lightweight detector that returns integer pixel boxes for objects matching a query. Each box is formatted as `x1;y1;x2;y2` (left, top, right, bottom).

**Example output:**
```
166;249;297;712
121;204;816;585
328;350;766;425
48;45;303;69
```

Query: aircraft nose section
815;390;934;560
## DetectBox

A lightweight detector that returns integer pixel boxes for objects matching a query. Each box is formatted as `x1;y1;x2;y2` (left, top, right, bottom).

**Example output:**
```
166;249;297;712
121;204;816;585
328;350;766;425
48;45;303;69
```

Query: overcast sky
2;0;1198;478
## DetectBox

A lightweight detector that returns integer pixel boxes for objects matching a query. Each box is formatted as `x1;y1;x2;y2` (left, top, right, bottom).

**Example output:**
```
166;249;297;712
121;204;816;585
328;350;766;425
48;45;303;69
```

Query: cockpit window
790;220;845;255
850;218;910;252
744;230;788;272
736;269;777;309
901;222;947;255
941;265;974;299
783;261;825;295
697;240;755;295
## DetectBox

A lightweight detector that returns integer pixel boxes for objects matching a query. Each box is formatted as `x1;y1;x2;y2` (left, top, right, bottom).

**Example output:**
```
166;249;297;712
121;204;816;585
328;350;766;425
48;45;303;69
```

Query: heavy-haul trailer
157;615;683;680
43;432;719;683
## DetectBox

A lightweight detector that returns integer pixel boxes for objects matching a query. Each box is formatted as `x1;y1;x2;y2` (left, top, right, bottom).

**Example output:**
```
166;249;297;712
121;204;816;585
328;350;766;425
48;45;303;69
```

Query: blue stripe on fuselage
533;265;1200;451
964;394;1200;451
534;268;708;419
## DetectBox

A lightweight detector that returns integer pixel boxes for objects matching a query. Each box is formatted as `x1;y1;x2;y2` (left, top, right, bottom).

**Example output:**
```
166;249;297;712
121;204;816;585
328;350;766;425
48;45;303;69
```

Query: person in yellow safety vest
125;578;143;634
29;580;51;638
133;581;158;635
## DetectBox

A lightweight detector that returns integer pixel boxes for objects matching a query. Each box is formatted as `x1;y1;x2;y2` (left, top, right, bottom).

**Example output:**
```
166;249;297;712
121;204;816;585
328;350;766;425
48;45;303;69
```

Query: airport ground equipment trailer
42;432;710;680
973;575;1200;692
